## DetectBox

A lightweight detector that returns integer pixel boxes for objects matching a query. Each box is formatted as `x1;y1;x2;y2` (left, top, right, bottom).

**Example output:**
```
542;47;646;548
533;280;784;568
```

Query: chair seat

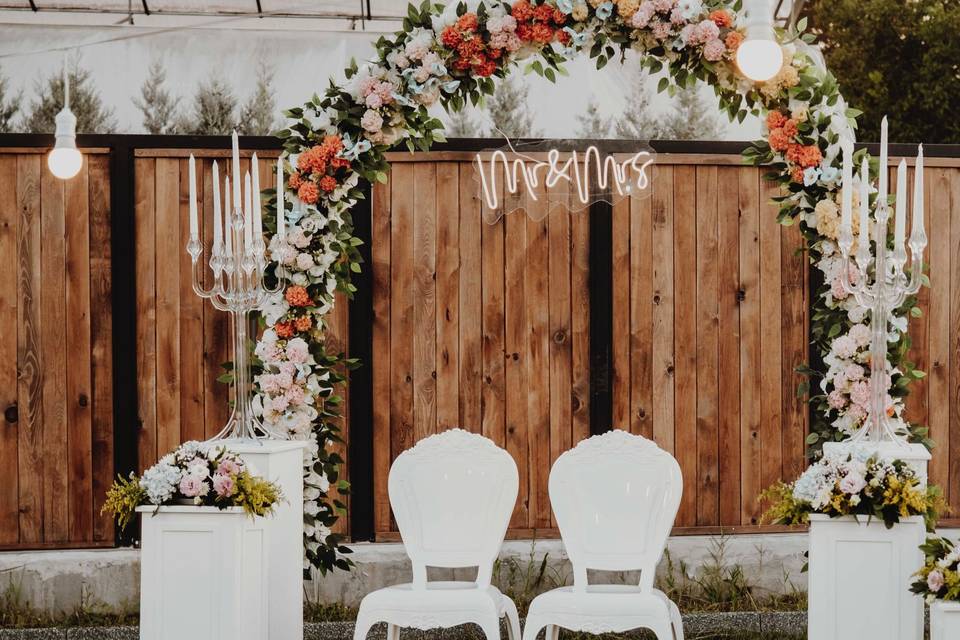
527;585;677;629
361;581;511;616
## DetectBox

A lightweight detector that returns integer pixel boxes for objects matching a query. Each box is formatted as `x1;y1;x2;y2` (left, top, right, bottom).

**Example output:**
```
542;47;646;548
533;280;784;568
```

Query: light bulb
48;147;83;180
48;57;82;180
736;38;784;82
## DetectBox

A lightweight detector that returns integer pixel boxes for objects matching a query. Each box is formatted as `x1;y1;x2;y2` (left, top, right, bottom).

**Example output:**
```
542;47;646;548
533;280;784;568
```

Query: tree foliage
575;99;611;139
486;74;539;138
444;105;484;138
657;84;721;141
178;75;238;135
805;0;960;143
133;60;181;134
238;63;277;136
615;74;661;140
20;59;116;134
0;68;19;134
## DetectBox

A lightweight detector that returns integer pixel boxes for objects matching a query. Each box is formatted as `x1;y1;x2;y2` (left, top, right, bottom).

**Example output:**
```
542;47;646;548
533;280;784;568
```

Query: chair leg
386;623;401;640
353;611;377;640
545;624;560;640
669;601;684;640
648;619;674;640
502;597;521;640
478;613;503;640
520;614;545;640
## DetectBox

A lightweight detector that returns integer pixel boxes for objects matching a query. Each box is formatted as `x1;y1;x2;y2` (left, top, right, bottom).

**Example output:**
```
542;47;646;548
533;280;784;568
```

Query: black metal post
588;199;614;436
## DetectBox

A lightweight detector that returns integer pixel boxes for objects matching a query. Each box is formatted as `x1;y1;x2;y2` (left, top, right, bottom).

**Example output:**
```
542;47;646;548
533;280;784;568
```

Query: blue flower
556;0;574;13
342;135;372;161
819;165;840;185
563;27;588;49
442;80;461;93
803;166;821;186
596;1;614;20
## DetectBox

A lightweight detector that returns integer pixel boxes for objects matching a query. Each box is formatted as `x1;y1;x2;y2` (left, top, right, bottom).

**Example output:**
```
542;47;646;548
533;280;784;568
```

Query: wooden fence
2;139;960;550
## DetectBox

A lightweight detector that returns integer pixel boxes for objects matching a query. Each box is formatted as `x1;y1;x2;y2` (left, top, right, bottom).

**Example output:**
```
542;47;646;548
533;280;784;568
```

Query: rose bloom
724;31;744;52
441;26;460;48
702;38;725;62
708;9;732;27
928;570;945;593
534;3;554;22
511;0;534;21
212;472;236;498
781;119;799;138
839;471;866;495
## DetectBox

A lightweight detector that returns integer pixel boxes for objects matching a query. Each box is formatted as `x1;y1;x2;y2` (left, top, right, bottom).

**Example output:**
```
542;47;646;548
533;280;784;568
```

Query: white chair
522;430;684;640
354;428;521;640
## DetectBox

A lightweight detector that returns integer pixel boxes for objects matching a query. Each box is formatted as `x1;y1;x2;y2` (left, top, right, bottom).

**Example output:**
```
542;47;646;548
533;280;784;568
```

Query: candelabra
185;131;288;441
837;118;926;447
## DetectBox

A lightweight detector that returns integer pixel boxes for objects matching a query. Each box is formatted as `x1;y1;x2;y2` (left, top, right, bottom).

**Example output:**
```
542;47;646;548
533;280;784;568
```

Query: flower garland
261;0;928;573
912;537;960;604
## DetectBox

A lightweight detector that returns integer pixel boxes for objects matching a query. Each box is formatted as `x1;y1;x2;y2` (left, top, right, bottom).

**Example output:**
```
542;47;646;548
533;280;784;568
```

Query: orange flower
294;316;313;332
330;157;350;170
534;3;554;22
552;8;567;24
791;166;805;183
298;181;320;205
724;31;744;53
275;322;294;339
516;22;533;41
708;9;732;28
786;143;802;164
456;12;479;31
766;110;787;130
474;57;498;77
288;172;303;190
319;175;338;193
782;118;799;138
768;128;791;152
798;144;823;168
532;23;554;43
511;0;534;22
441;25;461;48
285;285;312;307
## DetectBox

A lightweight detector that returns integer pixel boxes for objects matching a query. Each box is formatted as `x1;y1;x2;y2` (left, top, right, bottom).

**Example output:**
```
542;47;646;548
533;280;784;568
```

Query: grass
0;575;138;629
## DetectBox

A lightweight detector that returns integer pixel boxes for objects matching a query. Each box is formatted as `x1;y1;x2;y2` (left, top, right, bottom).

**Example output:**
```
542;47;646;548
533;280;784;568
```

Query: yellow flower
572;2;589;20
617;0;639;18
588;0;604;7
791;107;808;123
815;198;840;240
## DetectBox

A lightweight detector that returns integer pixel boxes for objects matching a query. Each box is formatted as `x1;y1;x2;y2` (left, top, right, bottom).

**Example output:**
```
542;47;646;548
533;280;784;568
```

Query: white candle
857;155;870;262
212;160;222;250
231;130;242;213
878;116;888;210
894;158;907;252
276;157;285;243
251;153;263;245
840;140;853;244
188;154;198;241
243;171;253;252
224;175;233;258
910;144;925;247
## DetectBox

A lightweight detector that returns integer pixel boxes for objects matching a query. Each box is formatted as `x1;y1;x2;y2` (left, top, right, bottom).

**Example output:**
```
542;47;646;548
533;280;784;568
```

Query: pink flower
212;472;236;498
285;338;310;364
653;0;674;12
631;2;655;27
179;475;205;498
849;380;871;407
285;385;305;405
357;76;378;97
831;277;849;300
271;394;290;413
693;19;719;43
218;458;242;476
831;335;858;359
669;8;686;24
827;389;847;410
844;364;864;381
651;20;671;40
275;371;294;389
839;471;866;495
848;324;871;348
847;403;867;421
361;109;384;133
365;93;383;109
703;38;725;61
928;570;945;593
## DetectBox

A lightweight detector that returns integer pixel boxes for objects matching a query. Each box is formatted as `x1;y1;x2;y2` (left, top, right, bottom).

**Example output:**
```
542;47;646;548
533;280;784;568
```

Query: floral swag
257;0;928;574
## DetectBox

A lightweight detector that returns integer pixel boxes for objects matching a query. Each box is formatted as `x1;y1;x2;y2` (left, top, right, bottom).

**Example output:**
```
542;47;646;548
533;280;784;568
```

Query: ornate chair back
549;430;682;592
388;428;519;588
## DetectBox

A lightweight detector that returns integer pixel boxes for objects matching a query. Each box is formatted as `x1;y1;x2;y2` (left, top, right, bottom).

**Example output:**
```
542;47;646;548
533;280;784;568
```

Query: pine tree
178;74;238;135
0;69;19;134
444;105;483;138
486;75;539;139
657;84;722;141
575;100;611;139
238;64;276;136
615;77;661;140
133;60;181;134
21;59;116;134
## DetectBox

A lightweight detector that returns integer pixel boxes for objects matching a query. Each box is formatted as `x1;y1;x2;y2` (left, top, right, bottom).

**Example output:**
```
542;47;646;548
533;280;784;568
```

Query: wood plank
390;163;415;461
371;173;392;533
611;195;631;427
673;165;697;527
435;163;460;431
412;163;437;441
325;294;350;536
179;159;204;443
695;166;719;527
154;158;181;457
927;167;950;493
738;167;762;525
548;192;572;463
629;187;653;438
651;165;675;453
525;187;551;529
201;159;229;439
0;155;19;544
570;205;591;445
135;158;158;470
65;158;93;542
16;154;43;543
504;202;529;528
480;174;506;448
949;168;960;512
758;177;783;492
458;163;482;433
780;211;807;482
717;166;742;527
88;154;114;542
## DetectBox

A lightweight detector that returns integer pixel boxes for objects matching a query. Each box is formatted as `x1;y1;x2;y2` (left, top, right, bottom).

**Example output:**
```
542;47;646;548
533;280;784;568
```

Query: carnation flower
827;389;847;410
831;335;858;359
703;38;725;61
297;182;319;205
285;285;312;307
361;109;384;133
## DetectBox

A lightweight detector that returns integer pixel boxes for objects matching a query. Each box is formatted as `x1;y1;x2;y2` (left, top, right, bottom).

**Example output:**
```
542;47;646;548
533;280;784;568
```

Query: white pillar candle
244;171;253;252
894;158;907;252
212;160;222;250
188;154;199;242
856;155;870;263
878;116;888;210
232;130;242;213
910;144;925;247
251;153;263;245
224;176;233;258
276;157;285;244
840;140;853;245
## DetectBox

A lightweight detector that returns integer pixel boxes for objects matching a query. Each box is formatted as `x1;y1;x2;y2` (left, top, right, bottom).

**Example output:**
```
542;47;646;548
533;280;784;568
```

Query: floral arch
254;0;924;573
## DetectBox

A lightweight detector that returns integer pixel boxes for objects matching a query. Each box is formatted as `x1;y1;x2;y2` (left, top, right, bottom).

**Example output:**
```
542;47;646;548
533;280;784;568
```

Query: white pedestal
931;601;960;640
222;438;307;640
808;514;925;640
138;506;268;640
823;440;931;485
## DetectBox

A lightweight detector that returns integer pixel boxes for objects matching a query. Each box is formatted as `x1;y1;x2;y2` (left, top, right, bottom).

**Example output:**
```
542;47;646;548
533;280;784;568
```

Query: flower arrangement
264;0;930;573
102;442;283;530
760;448;944;530
911;537;960;603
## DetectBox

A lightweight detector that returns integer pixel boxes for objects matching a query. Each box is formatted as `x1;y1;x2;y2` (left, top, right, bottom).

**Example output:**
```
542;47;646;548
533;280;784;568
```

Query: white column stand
139;506;268;640
222;438;308;640
931;601;960;640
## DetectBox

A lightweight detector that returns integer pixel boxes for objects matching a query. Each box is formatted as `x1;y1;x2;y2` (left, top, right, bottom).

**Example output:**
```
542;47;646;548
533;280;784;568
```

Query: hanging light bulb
736;0;784;83
47;57;82;180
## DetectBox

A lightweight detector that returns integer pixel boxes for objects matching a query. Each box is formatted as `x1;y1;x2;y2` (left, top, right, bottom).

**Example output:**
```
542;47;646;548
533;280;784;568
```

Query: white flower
140;462;181;504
